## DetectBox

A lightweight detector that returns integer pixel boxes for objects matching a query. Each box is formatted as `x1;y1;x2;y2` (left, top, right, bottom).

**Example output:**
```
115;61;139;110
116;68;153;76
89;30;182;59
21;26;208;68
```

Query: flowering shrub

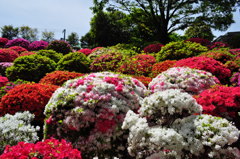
229;48;240;56
156;41;208;61
88;47;108;60
5;38;30;49
44;72;149;158
77;48;92;56
132;75;152;87
6;54;56;82
208;41;229;50
230;71;240;87
0;138;82;159
37;49;63;63
185;37;211;47
19;51;36;57
174;56;232;84
9;46;27;54
224;57;240;73
0;83;58;123
150;60;176;78
40;70;84;86
92;46;103;52
122;89;240;159
0;111;39;153
0;62;13;76
143;43;164;53
0;48;19;62
56;52;90;73
149;67;219;95
0;38;8;48
29;40;48;51
90;52;125;72
0;76;8;87
47;40;72;55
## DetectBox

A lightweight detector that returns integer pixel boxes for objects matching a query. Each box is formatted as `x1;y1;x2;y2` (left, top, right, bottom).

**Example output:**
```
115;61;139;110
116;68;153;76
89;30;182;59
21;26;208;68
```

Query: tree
41;30;55;42
1;25;19;40
66;32;79;47
104;0;237;44
19;26;38;42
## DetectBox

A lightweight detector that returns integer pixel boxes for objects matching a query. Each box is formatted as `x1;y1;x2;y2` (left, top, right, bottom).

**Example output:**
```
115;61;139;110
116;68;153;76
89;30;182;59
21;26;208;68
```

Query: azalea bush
19;51;36;57
150;60;176;78
0;38;8;48
0;49;19;62
132;75;152;87
5;38;30;49
0;111;40;153
0;138;82;159
88;47;108;61
143;43;164;53
8;46;27;54
149;67;219;95
0;76;8;88
185;37;211;47
77;48;92;56
0;62;13;76
208;41;229;50
6;54;56;82
47;40;72;55
37;49;63;63
174;56;232;84
224;57;240;73
39;70;84;86
230;71;240;87
44;72;149;158
29;40;48;51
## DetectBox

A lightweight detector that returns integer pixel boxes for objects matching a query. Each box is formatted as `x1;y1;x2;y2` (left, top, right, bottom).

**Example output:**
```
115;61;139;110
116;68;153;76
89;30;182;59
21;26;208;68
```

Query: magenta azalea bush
5;38;30;49
208;42;229;50
77;48;92;56
29;40;48;51
0;38;8;48
143;43;164;53
185;37;211;47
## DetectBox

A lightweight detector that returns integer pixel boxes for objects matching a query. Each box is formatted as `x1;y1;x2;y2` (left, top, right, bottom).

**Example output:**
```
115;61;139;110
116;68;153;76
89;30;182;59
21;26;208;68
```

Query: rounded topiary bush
47;40;72;55
77;48;92;56
44;72;149;158
0;62;13;76
0;49;19;62
29;40;48;51
156;41;208;61
6;54;56;82
0;83;58;123
39;70;84;86
150;60;177;78
37;49;63;63
9;46;27;54
56;52;90;73
174;56;232;84
5;38;30;49
143;43;164;54
0;38;8;48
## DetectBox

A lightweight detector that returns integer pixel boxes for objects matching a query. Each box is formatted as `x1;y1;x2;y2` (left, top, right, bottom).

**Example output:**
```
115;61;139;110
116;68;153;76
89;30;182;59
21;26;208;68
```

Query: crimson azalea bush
8;46;27;54
150;60;177;78
0;83;58;123
0;76;8;87
37;49;63;63
40;71;84;86
29;40;48;51
47;40;72;55
0;62;13;76
174;56;232;84
143;43;164;53
0;49;19;62
5;38;30;49
0;138;82;159
208;42;229;50
0;38;8;48
19;51;36;57
77;48;92;56
132;75;152;87
185;37;211;47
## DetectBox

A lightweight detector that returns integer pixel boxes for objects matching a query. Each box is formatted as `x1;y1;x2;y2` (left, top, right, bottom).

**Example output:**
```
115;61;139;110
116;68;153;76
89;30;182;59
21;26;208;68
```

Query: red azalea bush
19;51;36;57
9;46;27;54
0;49;19;62
0;138;82;159
5;38;30;49
143;43;164;53
0;76;8;87
0;83;58;122
185;37;211;47
208;42;229;50
29;40;48;51
132;54;156;64
77;48;92;56
195;86;240;127
0;38;8;48
174;56;231;84
150;60;177;78
40;71;84;86
132;75;152;87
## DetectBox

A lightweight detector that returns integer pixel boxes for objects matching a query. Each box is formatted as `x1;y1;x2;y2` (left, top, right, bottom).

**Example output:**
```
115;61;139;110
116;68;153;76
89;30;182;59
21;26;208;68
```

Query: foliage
19;51;36;57
19;26;38;42
56;52;90;73
8;46;27;54
29;40;48;51
143;43;164;54
185;37;211;47
156;41;208;61
39;70;84;86
208;42;229;50
47;40;72;55
41;30;55;42
66;32;79;47
6;54;56;82
0;62;13;76
5;38;30;49
0;25;19;40
224;57;240;73
37;49;63;63
0;38;8;48
0;49;19;62
150;60;176;78
77;48;92;56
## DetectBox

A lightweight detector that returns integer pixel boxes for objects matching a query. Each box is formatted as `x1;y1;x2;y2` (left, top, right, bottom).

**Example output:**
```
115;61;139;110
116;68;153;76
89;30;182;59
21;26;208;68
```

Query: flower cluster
0;83;58;123
150;60;176;78
143;43;164;53
19;51;36;57
224;57;240;73
40;70;84;86
9;46;27;54
5;38;30;49
0;62;13;76
0;48;19;62
149;67;219;95
77;48;92;56
230;71;240;87
229;49;240;56
47;40;72;55
208;42;229;50
132;75;152;87
185;37;211;47
0;38;8;48
0;138;82;159
0;111;40;153
174;56;231;84
0;76;8;87
44;72;149;158
29;40;48;51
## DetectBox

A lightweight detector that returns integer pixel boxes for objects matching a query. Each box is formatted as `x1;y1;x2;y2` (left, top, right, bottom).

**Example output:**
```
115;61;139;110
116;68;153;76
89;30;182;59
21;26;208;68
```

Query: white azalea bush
0;111;40;153
149;67;219;95
122;89;240;159
44;72;149;158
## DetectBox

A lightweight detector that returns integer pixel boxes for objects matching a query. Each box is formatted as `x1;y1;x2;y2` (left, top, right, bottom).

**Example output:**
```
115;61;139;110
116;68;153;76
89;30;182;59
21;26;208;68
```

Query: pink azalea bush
77;48;92;56
5;38;30;49
0;76;8;87
29;40;48;51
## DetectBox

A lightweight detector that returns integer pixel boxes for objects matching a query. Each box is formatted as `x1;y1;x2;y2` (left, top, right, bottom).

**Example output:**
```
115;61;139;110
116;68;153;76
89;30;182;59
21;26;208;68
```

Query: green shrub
37;49;63;63
56;52;90;73
46;40;72;55
6;55;56;82
156;41;208;62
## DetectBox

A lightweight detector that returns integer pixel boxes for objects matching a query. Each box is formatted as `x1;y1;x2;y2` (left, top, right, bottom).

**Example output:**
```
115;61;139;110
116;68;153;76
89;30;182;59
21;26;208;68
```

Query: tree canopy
1;25;19;40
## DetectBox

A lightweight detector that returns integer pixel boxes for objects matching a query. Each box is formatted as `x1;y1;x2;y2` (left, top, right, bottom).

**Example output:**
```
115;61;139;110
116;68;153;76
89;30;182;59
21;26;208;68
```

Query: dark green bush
37;49;63;63
56;52;90;73
46;40;72;55
6;55;56;82
156;41;208;62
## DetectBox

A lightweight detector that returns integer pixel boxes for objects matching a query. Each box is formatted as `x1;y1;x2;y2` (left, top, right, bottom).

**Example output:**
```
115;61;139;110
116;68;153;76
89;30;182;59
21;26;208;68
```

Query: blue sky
0;0;239;40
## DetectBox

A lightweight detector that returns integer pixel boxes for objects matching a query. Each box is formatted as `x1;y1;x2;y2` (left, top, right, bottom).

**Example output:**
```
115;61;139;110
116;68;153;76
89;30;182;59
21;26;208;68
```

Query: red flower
143;43;164;53
9;46;27;54
150;60;176;78
0;76;9;87
77;48;92;56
